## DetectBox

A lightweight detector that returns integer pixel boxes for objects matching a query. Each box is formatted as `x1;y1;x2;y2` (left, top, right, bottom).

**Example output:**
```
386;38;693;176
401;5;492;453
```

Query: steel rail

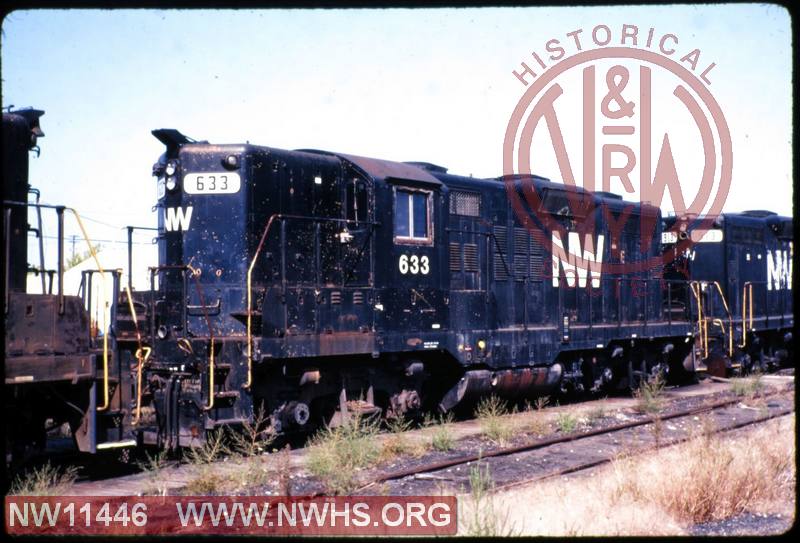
353;388;791;492
493;407;793;493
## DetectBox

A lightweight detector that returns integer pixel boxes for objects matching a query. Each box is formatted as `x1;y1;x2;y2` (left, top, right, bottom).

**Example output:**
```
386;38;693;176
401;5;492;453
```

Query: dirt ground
462;414;795;536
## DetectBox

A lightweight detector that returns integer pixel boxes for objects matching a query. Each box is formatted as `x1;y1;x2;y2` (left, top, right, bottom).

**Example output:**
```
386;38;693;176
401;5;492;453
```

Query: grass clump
461;460;517;536
430;413;456;452
475;396;514;445
8;462;79;496
586;406;607;424
181;429;231;496
380;417;419;460
183;471;224;495
610;420;794;523
136;450;170;496
556;413;578;433
634;373;665;415
306;414;380;495
731;371;765;399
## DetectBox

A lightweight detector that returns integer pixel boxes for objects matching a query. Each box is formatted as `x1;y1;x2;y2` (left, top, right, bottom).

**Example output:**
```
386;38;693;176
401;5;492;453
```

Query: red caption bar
5;495;457;536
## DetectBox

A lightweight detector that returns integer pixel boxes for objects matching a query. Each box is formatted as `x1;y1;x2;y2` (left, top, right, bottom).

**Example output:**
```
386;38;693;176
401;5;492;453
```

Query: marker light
166;176;177;191
477;339;486;350
224;155;239;169
165;161;177;176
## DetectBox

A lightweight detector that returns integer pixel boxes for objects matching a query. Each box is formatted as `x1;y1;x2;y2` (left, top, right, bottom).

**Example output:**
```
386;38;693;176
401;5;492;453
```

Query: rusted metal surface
5;293;91;359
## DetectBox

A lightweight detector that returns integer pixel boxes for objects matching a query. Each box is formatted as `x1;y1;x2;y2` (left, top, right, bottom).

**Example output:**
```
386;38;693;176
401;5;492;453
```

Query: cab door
383;182;447;332
317;167;375;333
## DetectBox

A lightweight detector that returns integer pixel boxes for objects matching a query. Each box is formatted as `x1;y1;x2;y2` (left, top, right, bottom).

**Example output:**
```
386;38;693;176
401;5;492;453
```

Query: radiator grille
449;191;481;217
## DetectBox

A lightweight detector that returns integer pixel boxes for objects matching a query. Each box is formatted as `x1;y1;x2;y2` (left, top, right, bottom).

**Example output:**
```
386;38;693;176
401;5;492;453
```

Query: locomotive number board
183;172;241;194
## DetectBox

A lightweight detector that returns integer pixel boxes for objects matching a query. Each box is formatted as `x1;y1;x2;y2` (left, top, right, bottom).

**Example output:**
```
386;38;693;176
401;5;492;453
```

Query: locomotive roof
300;149;443;187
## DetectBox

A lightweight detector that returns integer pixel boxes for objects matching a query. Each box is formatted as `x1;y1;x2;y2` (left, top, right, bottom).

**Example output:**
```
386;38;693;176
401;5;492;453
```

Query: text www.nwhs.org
5;496;458;535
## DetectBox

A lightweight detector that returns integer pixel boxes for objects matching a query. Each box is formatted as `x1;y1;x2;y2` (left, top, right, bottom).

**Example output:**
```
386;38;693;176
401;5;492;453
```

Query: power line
38;234;155;246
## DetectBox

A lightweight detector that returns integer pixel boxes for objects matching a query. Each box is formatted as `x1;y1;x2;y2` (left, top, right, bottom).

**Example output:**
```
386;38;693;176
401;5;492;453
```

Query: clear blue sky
2;6;792;289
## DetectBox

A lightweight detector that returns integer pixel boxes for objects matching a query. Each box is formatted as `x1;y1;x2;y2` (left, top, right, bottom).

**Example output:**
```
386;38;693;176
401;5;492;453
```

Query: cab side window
394;188;432;244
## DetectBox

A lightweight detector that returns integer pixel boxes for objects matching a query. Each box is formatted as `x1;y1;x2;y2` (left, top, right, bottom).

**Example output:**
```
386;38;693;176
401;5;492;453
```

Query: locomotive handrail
3;200;113;410
245;213;380;389
689;281;708;358
739;281;754;348
125;283;147;425
187;263;217;412
710;281;734;357
68;207;112;411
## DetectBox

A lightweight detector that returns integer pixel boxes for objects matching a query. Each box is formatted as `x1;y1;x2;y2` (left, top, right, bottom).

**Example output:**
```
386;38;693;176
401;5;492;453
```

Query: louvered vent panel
449;191;481;217
352;291;364;305
330;291;342;305
449;242;462;272
514;228;531;255
494;252;509;281
530;237;544;278
493;226;508;251
463;243;479;272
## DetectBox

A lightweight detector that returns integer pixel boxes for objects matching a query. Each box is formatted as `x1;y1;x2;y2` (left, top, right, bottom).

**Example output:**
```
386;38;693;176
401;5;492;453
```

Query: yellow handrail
204;339;215;411
132;346;151;425
710;281;734;357
124;284;150;425
690;282;707;359
67;208;110;412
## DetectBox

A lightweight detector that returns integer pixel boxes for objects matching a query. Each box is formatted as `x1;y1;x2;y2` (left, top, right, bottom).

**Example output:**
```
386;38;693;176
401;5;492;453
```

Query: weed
534;396;550;411
651;415;664;446
431;426;454;452
731;372;765;399
306;413;380;495
230;405;273;457
556;413;579;433
273;445;293;495
386;416;413;434
422;412;438;428
184;429;229;465
586;406;607;423
520;415;549;436
428;413;456;452
461;460;517;536
634;374;665;415
475;396;513;445
379;415;416;460
183;467;223;495
610;420;795;523
8;462;79;496
136;450;170;496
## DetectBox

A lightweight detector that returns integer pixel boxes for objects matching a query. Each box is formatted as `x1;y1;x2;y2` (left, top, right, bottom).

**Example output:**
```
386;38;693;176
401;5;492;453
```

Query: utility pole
70;234;77;260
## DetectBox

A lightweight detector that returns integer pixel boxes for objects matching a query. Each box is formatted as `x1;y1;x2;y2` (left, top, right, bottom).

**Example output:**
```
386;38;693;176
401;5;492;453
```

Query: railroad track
354;387;794;496
50;377;793;497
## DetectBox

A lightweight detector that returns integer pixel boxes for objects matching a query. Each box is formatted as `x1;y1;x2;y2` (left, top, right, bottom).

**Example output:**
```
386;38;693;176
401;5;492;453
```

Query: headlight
166;176;177;191
165;161;177;176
